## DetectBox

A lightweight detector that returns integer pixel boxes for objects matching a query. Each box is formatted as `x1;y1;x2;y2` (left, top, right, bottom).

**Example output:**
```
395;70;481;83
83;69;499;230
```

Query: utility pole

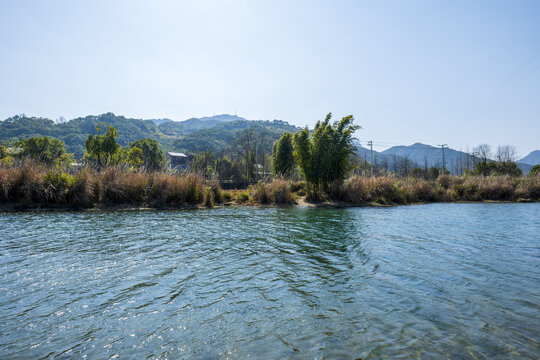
438;144;448;174
368;141;373;177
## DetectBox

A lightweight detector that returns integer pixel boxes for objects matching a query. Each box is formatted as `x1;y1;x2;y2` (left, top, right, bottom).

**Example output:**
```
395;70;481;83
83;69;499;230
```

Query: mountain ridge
519;150;540;166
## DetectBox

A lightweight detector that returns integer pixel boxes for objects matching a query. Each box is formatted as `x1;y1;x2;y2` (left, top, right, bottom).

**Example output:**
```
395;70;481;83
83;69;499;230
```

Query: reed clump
207;180;224;204
343;176;406;204
252;179;293;204
0;162;538;209
340;174;540;204
0;163;206;209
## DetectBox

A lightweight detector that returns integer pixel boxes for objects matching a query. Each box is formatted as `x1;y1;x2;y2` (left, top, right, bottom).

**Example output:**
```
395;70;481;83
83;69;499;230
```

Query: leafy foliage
0;113;168;158
293;113;360;190
0;145;7;159
129;138;166;170
128;147;144;168
493;161;523;177
84;124;125;168
15;136;73;166
474;160;522;177
272;132;295;178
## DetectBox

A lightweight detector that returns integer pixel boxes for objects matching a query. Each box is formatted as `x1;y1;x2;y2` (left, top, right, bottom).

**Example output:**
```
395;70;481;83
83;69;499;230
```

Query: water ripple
0;204;539;359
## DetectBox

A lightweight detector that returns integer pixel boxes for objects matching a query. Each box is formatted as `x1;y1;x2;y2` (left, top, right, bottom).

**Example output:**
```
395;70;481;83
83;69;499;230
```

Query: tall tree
15;136;73;166
129;138;166;170
231;128;258;182
272;132;295;178
84;124;125;168
192;150;214;179
293;113;359;191
473;144;492;177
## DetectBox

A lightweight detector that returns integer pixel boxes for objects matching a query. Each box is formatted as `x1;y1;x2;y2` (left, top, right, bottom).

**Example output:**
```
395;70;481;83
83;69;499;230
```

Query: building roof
167;152;188;158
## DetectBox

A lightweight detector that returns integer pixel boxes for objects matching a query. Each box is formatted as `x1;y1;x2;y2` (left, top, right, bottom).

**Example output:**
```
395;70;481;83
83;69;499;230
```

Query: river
1;203;539;359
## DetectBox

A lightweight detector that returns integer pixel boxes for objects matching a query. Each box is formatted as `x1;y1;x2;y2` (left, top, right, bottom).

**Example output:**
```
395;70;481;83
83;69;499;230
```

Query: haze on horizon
0;0;539;156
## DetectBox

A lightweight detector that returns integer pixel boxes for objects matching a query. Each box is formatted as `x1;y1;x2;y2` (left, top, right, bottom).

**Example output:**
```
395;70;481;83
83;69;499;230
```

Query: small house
167;152;191;171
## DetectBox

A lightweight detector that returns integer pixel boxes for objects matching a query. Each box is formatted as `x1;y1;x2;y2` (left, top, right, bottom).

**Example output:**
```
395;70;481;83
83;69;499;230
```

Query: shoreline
0;198;535;213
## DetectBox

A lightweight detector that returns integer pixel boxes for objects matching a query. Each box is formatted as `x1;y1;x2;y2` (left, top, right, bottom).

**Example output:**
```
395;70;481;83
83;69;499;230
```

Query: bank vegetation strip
1;112;539;210
0;163;539;211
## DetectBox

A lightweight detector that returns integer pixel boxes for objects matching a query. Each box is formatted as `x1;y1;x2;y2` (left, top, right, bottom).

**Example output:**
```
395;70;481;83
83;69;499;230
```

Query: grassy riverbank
0;164;539;211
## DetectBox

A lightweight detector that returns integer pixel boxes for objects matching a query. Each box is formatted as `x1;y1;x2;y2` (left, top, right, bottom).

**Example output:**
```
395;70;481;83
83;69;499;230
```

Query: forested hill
0;113;300;158
0;113;164;157
172;120;300;154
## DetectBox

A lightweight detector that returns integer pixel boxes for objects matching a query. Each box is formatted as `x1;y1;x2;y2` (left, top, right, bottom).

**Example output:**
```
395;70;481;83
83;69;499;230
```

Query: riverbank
0;164;540;211
1;165;539;212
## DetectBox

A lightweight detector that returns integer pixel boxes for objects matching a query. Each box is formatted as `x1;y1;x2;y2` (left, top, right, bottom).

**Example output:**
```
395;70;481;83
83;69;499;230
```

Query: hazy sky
1;0;539;156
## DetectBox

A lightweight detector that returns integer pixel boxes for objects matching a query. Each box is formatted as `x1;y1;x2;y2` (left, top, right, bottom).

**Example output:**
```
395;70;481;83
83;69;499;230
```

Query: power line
467;46;540;122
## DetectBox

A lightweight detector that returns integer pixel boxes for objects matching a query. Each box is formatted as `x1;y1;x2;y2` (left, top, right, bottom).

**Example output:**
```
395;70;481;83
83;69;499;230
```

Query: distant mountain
519;150;540;166
356;144;394;168
195;114;245;123
149;118;173;126
380;143;472;174
157;114;247;137
0;113;297;159
172;120;300;154
378;143;534;174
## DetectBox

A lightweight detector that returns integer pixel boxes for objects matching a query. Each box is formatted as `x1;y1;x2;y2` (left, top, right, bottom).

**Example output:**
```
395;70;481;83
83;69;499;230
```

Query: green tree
493;161;522;177
129;138;166;170
474;161;496;177
0;145;7;159
529;164;540;176
293;113;359;191
192;150;214;179
15;136;73;166
427;167;440;181
0;144;15;166
215;156;242;181
409;167;427;179
128;147;144;168
84;124;125;168
272;132;295;178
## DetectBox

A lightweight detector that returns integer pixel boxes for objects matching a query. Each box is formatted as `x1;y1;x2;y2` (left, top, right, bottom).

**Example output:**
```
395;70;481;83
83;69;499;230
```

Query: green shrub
268;179;292;204
70;169;97;207
204;187;214;208
44;170;75;203
238;192;249;203
207;180;224;204
253;182;269;204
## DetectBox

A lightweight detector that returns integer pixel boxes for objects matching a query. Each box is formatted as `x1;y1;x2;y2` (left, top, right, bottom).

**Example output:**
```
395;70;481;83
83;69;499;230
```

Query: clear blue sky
1;0;539;156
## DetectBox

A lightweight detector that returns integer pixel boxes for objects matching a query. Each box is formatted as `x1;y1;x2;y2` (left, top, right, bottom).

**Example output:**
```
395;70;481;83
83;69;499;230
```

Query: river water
0;203;539;359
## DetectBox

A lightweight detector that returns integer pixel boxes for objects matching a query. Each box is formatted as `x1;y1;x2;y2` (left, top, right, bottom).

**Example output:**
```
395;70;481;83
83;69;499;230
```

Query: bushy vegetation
15;137;73;166
252;179;293;204
341;174;540;204
292;113;359;192
272;132;295;178
0;162;206;209
1;113;539;210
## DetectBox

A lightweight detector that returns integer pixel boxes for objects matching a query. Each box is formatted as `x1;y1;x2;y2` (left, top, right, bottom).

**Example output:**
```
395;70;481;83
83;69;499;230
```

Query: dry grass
341;174;540;204
252;180;293;204
0;162;538;209
0;163;206;208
